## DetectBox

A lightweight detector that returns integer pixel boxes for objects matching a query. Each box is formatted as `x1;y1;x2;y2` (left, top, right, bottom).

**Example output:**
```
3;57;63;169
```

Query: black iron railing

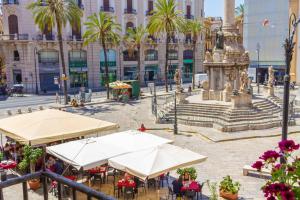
100;6;114;12
0;34;29;40
124;8;137;14
185;14;194;20
0;171;115;200
2;0;19;5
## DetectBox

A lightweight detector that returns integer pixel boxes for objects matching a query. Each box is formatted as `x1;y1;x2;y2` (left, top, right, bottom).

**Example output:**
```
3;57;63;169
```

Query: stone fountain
202;0;252;108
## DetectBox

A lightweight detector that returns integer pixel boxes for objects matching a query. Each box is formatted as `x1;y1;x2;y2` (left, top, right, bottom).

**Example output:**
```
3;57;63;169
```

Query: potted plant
176;167;197;181
18;145;43;190
207;180;218;200
219;176;240;200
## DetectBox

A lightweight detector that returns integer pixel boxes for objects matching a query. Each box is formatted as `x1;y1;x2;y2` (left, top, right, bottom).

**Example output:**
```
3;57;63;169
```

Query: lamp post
281;13;300;144
174;91;178;135
256;42;261;94
33;47;39;94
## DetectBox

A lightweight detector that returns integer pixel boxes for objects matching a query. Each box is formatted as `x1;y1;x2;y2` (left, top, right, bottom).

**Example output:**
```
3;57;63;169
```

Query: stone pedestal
200;90;209;100
268;86;275;96
222;91;232;102
177;92;187;104
231;93;252;109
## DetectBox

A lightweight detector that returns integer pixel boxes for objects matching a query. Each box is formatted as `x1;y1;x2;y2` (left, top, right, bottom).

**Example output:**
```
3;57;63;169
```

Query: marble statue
174;69;181;92
216;27;224;50
239;69;249;93
268;66;275;87
204;51;213;62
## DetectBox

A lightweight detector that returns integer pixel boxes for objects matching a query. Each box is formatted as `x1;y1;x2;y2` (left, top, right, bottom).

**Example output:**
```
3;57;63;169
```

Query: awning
109;81;132;89
47;130;172;170
108;144;207;180
183;59;193;64
0;109;118;145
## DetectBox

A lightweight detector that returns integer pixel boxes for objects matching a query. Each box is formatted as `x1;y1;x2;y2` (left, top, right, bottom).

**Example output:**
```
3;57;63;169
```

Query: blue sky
205;0;244;17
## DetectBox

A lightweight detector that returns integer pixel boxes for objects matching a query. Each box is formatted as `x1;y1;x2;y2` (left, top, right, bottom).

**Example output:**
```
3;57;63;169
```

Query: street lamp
256;42;261;94
174;91;178;135
281;13;300;145
33;47;39;94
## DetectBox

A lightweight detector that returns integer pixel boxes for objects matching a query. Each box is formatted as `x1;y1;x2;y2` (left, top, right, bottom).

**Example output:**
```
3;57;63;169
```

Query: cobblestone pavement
2;98;300;199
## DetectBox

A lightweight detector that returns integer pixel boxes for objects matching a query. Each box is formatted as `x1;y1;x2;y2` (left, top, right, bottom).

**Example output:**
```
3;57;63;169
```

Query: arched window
126;22;134;31
183;50;193;60
123;50;138;61
38;50;59;63
145;49;158;61
168;50;178;60
8;15;18;35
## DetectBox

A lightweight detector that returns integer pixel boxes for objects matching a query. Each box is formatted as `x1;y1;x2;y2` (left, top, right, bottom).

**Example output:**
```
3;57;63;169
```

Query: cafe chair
124;187;135;200
167;186;175;200
106;167;115;183
185;190;196;200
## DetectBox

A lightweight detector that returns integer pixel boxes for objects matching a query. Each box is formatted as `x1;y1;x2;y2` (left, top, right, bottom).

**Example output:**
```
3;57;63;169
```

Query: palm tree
183;19;202;89
235;4;244;20
124;25;148;84
83;12;121;99
148;0;183;92
28;0;82;105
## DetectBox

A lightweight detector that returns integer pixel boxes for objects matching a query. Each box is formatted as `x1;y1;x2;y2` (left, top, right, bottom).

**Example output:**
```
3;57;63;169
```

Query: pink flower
279;140;300;152
274;164;281;170
252;161;264;171
259;150;280;162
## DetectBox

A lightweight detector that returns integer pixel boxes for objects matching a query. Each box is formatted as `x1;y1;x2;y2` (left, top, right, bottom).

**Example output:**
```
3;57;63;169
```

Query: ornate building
0;0;204;93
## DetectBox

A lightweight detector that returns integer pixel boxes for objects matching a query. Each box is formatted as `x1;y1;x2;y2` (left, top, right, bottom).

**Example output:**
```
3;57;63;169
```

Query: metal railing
2;0;19;5
0;34;29;41
0;171;115;200
185;15;194;20
124;8;137;14
100;6;114;12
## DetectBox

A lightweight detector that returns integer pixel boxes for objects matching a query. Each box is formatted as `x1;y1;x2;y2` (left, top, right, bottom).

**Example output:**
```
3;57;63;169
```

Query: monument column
223;0;235;31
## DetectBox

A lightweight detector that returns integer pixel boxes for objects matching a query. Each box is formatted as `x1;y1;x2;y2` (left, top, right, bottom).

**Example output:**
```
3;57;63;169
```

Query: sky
205;0;244;17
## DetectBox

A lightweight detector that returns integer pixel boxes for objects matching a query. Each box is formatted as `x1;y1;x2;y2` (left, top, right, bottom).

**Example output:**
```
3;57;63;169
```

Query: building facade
244;0;289;84
0;0;204;93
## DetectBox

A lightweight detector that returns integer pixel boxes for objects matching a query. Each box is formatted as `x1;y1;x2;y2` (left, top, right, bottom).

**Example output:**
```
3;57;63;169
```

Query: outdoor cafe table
0;160;17;170
181;181;201;192
117;179;136;188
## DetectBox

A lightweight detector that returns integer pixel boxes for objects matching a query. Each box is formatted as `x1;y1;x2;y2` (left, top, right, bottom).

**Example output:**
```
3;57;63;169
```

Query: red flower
281;191;295;200
259;150;280;162
252;161;264;171
274;164;281;170
279;140;300;152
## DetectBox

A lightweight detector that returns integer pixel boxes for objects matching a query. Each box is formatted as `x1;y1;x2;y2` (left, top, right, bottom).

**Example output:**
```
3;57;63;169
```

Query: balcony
167;38;178;43
146;10;154;16
185;14;194;20
36;34;55;41
0;34;29;41
124;8;137;14
68;35;82;41
100;6;114;12
2;0;19;5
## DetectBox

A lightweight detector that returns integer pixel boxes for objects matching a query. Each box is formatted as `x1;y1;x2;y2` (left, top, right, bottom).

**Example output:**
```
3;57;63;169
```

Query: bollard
28;107;32;113
17;108;22;114
7;110;12;116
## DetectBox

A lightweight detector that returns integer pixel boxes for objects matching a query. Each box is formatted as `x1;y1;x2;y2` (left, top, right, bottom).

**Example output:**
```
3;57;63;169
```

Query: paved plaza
1;97;299;199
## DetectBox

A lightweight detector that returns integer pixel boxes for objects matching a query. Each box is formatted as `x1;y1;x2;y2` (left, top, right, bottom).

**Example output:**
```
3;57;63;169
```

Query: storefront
144;65;158;82
168;64;178;80
100;50;117;86
38;50;60;92
183;50;193;82
69;50;88;88
124;66;137;80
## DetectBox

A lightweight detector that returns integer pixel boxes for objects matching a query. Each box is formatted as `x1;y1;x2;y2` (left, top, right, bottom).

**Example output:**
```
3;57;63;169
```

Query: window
183;50;193;60
13;69;22;84
148;0;153;11
103;0;110;8
8;15;18;35
69;50;87;62
123;50;138;61
72;23;81;40
185;33;192;43
168;50;178;60
145;49;158;61
126;22;134;31
127;0;132;11
39;51;59;63
13;50;20;61
43;24;53;40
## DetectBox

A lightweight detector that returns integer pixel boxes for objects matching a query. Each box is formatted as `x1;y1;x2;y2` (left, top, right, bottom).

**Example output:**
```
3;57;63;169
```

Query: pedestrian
188;85;192;95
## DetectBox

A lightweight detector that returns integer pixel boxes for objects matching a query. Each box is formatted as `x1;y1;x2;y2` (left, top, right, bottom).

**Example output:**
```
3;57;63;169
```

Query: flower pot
28;179;40;190
220;190;238;200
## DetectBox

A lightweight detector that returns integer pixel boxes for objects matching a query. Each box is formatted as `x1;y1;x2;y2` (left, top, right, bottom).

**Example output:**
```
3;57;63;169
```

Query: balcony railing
145;10;154;16
124;8;137;14
68;35;82;41
167;38;178;43
36;34;55;41
2;0;19;5
100;6;114;12
185;14;194;20
0;34;29;41
0;170;115;200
